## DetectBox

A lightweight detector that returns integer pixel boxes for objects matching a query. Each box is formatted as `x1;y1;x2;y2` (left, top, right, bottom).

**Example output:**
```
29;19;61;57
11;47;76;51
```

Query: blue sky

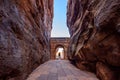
51;0;70;37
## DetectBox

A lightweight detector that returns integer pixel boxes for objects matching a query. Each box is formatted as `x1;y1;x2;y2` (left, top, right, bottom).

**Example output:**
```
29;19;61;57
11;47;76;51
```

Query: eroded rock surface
0;0;53;79
67;0;120;80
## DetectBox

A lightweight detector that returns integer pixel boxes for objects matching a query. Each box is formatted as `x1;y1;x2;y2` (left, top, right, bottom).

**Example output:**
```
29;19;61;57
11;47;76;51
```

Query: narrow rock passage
26;60;99;80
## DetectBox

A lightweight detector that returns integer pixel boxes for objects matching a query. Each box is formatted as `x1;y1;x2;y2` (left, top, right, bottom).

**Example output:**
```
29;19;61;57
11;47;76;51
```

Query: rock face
67;0;120;80
0;0;53;80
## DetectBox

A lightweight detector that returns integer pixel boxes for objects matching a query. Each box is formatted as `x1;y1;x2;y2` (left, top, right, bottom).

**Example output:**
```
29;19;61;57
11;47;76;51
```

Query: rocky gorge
0;0;120;80
67;0;120;80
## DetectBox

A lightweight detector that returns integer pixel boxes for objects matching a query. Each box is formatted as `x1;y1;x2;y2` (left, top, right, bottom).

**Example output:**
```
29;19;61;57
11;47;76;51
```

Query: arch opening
55;46;64;60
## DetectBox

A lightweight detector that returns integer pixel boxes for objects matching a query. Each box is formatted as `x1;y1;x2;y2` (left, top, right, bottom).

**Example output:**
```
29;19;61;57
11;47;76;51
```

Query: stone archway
50;37;69;60
55;45;65;59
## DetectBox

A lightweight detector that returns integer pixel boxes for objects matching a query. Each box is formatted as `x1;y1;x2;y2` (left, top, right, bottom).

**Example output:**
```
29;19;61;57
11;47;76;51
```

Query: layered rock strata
67;0;120;80
0;0;53;79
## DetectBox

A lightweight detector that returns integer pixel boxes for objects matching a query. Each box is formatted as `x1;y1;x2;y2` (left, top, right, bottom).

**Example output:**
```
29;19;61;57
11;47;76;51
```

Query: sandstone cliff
0;0;53;79
67;0;120;80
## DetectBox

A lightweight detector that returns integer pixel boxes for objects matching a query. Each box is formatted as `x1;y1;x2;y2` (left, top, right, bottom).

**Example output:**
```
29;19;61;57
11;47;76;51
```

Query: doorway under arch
55;45;65;60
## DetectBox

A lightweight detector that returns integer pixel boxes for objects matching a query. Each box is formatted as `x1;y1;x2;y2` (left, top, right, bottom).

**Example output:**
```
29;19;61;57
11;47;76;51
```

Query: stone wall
50;37;70;60
67;0;120;80
0;0;53;79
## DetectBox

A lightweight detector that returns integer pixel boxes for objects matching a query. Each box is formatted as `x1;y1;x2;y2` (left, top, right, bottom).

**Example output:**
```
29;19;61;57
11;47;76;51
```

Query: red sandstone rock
0;0;53;80
67;0;120;80
96;62;117;80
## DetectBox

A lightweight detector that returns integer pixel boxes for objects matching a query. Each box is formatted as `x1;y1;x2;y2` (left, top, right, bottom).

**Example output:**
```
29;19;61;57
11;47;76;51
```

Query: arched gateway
50;37;69;60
